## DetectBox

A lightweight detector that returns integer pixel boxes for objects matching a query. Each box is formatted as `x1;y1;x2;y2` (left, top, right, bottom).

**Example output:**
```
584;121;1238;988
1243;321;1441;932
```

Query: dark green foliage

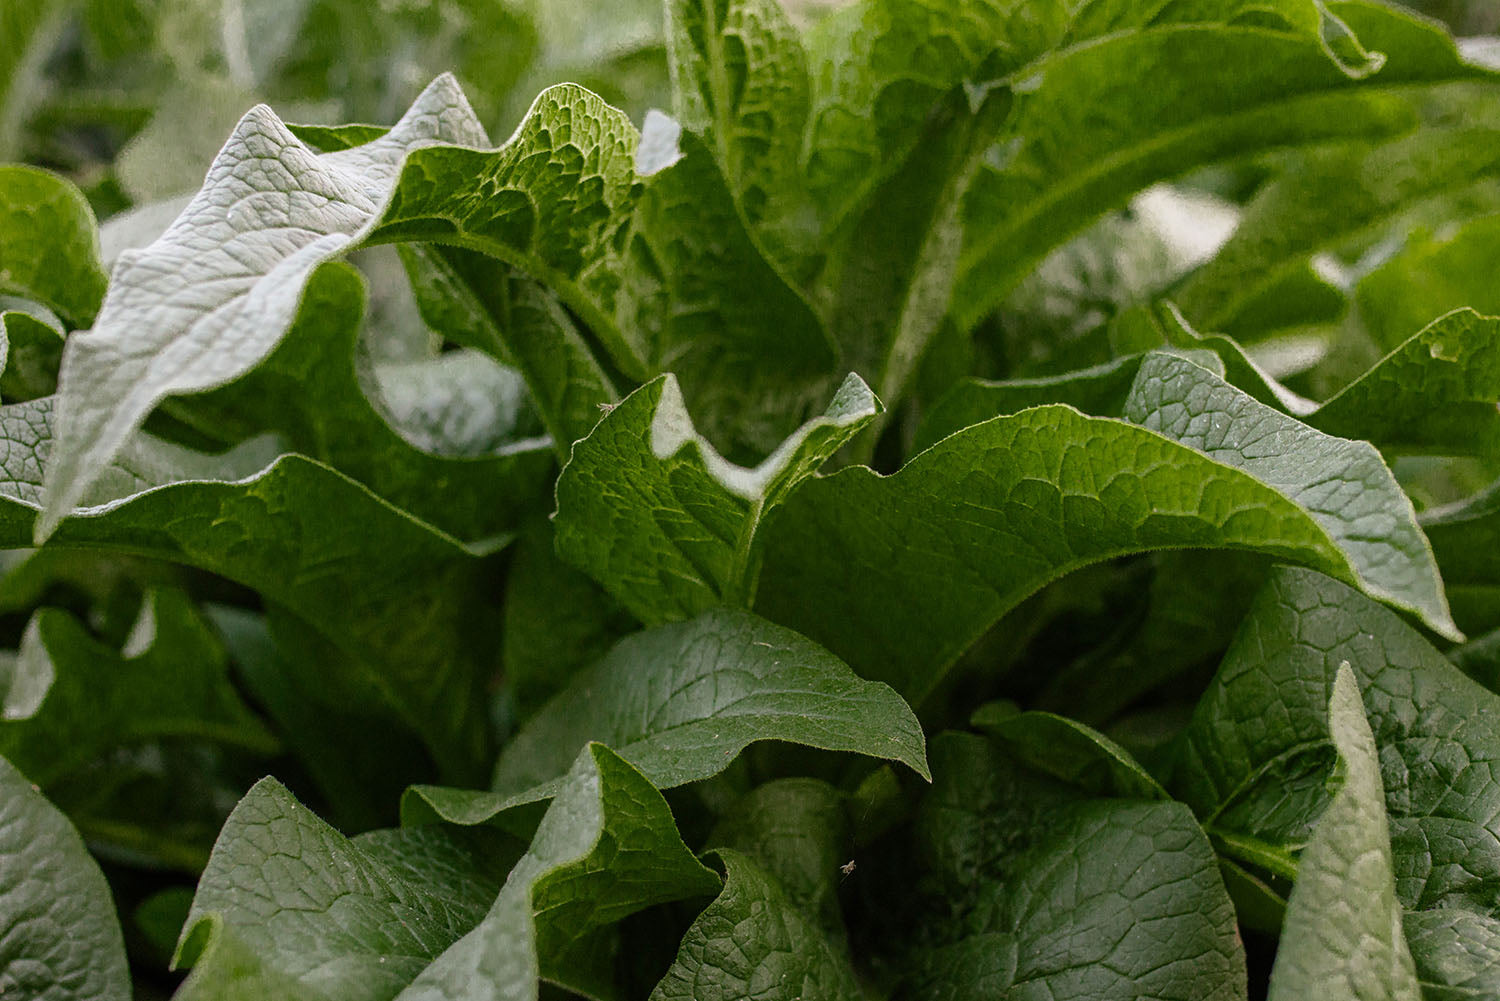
2;1;1500;998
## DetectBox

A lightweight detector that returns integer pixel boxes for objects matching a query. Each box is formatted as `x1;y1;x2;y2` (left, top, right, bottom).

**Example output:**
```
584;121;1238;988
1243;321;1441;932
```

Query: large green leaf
1266;664;1421;1000
949;3;1485;331
649;849;861;1001
1122;353;1447;628
1164;567;1500;998
41;72;835;536
899;732;1246;1000
0;587;278;787
492;609;927;794
36;72;484;539
666;0;814;272
1307;308;1500;458
407;609;927;830
0;752;130;1001
757;352;1453;703
168;260;554;542
394;744;720;1001
554;371;880;623
0;166;107;328
0;385;498;780
171;779;518;1000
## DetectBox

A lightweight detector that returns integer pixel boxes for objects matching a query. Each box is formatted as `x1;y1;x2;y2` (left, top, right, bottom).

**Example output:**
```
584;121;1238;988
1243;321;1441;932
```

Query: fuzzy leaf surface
758;353;1452;703
1266;665;1421;1000
0;754;130;1001
554;372;880;623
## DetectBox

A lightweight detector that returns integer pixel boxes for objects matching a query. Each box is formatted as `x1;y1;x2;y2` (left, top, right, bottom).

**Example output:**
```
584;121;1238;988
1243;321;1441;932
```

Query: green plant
5;0;1500;998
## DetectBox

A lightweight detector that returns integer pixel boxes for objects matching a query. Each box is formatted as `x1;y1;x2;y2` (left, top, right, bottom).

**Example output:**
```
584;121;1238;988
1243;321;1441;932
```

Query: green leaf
0;383;500;780
705;778;850;943
757;351;1453;704
0;166;107;328
172;779;518;1001
169;260;554;542
554;371;880;623
406;609;927;829
1266;664;1421;1000
666;0;814;271
1309;308;1500;457
42;73;835;536
1122;352;1449;634
972;710;1168;801
394;743;720;1001
622;125;838;455
949;4;1485;331
901;732;1246;1000
0;752;130;1001
0;587;278;787
1165;566;1500;998
648;849;861;1001
492;609;927;795
1175;115;1500;334
37;73;485;540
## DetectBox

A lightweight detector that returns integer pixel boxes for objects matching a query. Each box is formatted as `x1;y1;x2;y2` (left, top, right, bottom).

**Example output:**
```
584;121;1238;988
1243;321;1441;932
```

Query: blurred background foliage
3;0;1491;217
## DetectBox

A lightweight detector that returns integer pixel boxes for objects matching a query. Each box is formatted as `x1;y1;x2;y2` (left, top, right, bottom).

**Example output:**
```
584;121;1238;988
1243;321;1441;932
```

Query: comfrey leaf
1266;664;1421;1001
1166;567;1500;998
405;609;927;829
554;371;880;623
0;753;130;1001
39;72;489;541
41;71;836;537
394;744;720;1001
757;352;1454;704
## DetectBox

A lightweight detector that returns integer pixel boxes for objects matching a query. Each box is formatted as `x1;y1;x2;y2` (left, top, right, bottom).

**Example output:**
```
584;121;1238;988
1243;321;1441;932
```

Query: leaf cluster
5;0;1500;998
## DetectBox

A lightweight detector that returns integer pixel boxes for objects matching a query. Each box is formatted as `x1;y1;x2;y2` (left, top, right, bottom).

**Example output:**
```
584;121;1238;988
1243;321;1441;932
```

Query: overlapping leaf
0;378;498;780
0;588;277;787
168;260;554;542
1165;567;1500;998
898;732;1247;1000
554;371;880;623
405;609;927;829
0;753;130;1001
1266;665;1420;1000
171;779;517;1000
394;744;719;1001
757;351;1453;702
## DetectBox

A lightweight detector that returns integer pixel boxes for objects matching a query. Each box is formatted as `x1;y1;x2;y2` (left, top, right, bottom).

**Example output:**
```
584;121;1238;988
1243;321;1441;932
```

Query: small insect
839;859;857;880
596;402;618;414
